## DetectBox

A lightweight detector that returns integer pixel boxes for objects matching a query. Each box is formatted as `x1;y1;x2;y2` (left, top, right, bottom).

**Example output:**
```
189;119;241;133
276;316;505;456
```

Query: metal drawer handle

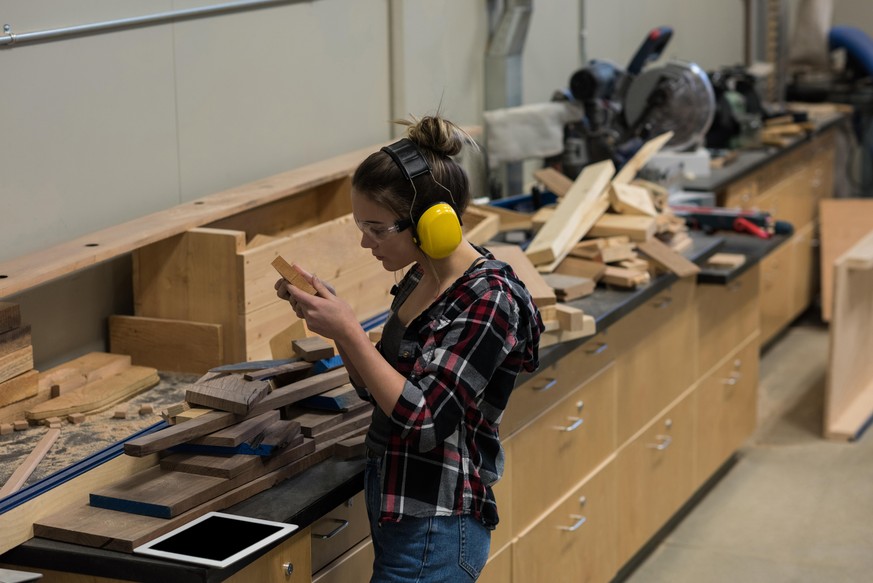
559;514;587;532
585;342;608;355
312;518;349;540
282;562;294;576
534;378;558;392
554;417;584;432
653;297;673;309
722;372;742;385
647;435;672;450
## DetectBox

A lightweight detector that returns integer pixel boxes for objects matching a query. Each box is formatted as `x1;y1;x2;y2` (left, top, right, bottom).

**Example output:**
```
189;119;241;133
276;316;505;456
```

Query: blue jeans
364;457;491;582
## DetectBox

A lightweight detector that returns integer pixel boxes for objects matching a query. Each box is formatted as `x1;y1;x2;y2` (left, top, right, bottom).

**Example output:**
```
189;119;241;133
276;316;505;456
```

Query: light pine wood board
462;205;501;245
610;182;658;216
0;369;39;408
819;199;873;322
0;303;21;334
553;256;606;281
0;428;61;497
0;346;33;385
612;131;673;185
825;230;873;440
488;244;557;307
26;366;159;421
474;203;533;232
38;352;132;396
134;227;248;363
588;214;657;242
525;159;615;266
636;238;701;278
0;142;380;298
533;167;573;196
0;324;31;359
109;315;223;374
271;255;318;295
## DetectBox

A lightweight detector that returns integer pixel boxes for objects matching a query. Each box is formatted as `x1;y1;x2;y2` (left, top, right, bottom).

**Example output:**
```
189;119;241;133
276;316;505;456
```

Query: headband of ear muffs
381;138;463;259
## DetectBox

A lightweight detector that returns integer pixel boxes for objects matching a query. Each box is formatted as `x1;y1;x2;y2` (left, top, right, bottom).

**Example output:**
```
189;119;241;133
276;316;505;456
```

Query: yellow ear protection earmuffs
381;138;463;259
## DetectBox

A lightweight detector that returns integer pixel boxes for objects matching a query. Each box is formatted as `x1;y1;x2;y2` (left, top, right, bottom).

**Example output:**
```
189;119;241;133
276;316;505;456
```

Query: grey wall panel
0;3;180;262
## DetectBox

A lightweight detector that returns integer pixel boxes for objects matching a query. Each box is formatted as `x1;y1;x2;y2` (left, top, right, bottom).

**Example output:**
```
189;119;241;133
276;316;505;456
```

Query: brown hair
352;115;476;223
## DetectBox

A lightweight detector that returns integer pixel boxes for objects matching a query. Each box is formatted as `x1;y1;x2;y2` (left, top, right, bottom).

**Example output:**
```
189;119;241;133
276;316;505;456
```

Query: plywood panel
819;199;873;321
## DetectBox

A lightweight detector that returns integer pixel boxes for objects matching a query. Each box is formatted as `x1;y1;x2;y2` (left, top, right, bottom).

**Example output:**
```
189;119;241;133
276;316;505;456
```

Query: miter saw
554;26;717;183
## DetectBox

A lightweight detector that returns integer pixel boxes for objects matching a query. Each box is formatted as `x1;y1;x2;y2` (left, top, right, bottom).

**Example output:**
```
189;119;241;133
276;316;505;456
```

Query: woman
276;114;542;582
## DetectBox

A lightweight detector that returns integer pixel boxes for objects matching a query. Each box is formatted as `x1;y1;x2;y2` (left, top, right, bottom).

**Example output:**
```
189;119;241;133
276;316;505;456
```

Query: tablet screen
134;512;298;568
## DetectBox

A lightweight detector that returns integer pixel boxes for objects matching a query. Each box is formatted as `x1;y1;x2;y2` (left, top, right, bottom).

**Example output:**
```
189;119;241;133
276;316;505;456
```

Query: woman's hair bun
395;115;473;157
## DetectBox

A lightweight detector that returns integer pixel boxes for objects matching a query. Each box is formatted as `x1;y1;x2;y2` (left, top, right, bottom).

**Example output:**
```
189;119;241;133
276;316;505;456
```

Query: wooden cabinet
312;538;373;583
612;278;697;444
513;461;617;583
509;364;617;533
615;392;697;566
501;330;613;437
759;240;794;344
310;492;369;575
695;335;760;486
226;528;312;583
720;128;836;344
697;266;760;376
479;543;513;583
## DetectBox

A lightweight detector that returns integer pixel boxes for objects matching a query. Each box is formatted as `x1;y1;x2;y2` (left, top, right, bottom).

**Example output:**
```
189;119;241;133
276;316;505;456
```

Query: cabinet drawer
697;265;759;376
696;336;759;486
502;330;613;436
615;392;696;566
227;527;312;583
311;491;370;574
612;278;697;444
514;460;617;583
510;364;617;533
312;537;374;583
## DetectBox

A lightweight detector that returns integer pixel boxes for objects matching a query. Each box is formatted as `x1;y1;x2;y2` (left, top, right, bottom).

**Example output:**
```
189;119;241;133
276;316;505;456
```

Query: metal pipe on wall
0;0;315;48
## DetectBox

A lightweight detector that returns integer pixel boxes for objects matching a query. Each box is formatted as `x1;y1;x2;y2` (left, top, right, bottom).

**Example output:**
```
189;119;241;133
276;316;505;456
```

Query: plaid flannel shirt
354;249;543;528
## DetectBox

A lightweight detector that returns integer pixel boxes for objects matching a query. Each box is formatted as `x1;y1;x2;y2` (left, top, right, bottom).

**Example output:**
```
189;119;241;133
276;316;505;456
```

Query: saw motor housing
558;26;716;179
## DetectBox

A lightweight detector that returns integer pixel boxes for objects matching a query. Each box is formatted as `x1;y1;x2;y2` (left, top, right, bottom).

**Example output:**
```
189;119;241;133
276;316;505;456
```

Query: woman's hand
274;268;354;341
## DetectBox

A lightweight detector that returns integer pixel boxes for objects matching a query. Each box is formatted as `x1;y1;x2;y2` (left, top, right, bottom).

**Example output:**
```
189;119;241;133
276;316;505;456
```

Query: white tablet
133;512;298;569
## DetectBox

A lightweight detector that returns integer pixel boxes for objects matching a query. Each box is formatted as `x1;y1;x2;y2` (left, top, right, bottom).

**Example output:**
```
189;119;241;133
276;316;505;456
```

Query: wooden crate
128;176;395;367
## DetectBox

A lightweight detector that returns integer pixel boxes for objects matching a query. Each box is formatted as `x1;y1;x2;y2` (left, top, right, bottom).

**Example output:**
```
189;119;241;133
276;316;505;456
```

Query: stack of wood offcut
0;302;36;434
471;132;701;347
31;338;373;553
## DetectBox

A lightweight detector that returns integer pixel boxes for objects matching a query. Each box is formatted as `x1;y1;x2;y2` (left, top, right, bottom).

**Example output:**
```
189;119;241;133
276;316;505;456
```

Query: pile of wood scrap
524;132;698;289
32;361;373;552
458;133;702;350
0;302;36;431
25;353;159;426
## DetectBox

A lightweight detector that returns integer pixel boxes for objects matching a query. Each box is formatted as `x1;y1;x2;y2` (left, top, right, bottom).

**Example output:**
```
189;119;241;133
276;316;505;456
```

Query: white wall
0;0;751;368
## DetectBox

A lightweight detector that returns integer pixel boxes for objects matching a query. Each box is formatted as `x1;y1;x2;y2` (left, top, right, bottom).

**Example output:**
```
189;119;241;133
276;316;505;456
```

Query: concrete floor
624;319;873;583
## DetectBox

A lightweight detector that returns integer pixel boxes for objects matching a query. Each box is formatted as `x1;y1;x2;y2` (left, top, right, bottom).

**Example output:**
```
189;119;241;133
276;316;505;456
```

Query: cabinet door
479;543;512;583
697;266;760;376
759;239;794;345
502;331;614;437
790;222;817;320
695;336;759;486
311;492;370;574
615;392;696;566
227;527;312;583
510;364;617;534
612;278;697;444
767;170;816;233
513;461;617;583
